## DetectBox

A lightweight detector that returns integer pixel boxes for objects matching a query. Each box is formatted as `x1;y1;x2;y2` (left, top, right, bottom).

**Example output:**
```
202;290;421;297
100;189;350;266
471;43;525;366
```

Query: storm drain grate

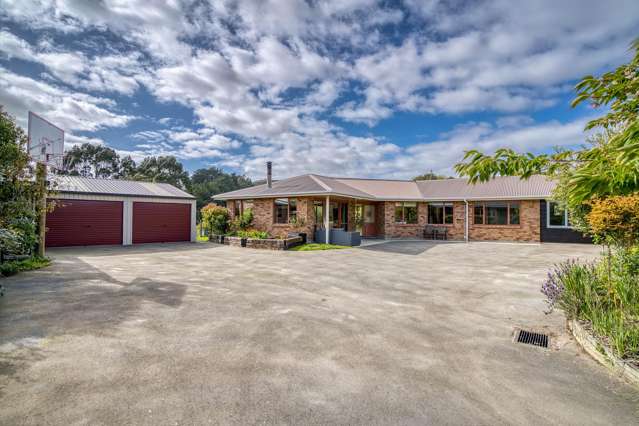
516;330;549;348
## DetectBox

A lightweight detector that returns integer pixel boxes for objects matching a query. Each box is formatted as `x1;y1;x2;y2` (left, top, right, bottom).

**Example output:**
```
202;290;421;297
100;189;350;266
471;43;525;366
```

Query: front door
362;204;376;237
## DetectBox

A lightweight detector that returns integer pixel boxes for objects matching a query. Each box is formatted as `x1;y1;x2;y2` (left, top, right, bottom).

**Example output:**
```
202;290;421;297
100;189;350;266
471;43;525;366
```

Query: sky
0;0;637;180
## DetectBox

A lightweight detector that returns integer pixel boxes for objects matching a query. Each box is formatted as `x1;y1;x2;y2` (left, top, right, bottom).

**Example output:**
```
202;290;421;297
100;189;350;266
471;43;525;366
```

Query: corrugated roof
415;175;556;200
213;173;556;201
55;176;194;199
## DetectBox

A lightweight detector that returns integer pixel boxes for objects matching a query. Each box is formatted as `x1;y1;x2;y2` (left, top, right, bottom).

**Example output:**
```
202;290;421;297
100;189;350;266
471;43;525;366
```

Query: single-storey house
46;176;196;247
213;163;589;244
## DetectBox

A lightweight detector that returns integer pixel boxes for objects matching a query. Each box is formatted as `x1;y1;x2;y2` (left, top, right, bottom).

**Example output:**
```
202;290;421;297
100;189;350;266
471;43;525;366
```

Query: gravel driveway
0;241;637;425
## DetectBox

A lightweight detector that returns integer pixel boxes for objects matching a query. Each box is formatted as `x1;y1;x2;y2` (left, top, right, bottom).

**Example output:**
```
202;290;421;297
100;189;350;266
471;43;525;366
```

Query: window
395;202;418;224
234;200;241;217
427;203;453;225
474;202;520;225
547;201;571;228
274;198;296;224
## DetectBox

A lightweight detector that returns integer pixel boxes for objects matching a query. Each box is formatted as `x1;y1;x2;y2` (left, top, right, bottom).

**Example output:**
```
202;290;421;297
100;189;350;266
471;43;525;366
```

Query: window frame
394;202;419;224
427;202;453;225
473;202;521;226
273;198;297;224
546;201;572;229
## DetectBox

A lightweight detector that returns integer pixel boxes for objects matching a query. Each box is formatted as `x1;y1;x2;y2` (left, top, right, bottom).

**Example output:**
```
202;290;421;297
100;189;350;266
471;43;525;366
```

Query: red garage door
46;199;123;247
133;202;190;244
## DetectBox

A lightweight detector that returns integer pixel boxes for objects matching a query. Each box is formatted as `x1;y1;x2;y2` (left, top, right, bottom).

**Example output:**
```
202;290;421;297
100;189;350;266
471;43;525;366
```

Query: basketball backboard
27;111;64;169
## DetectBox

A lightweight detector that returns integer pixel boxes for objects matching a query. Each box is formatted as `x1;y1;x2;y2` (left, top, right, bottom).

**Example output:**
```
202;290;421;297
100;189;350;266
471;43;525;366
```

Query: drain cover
516;329;549;348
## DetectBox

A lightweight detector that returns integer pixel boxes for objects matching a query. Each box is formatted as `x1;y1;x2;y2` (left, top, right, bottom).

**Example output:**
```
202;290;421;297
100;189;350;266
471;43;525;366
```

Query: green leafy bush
230;208;254;232
236;229;269;239
200;204;230;236
0;256;51;277
542;249;639;361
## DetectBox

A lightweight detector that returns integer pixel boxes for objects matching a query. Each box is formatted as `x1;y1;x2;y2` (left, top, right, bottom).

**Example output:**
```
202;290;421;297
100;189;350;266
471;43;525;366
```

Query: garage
47;176;196;247
133;202;191;244
46;200;123;247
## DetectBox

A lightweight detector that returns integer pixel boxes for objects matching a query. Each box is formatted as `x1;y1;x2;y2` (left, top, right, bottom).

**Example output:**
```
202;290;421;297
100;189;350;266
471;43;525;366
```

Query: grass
289;243;348;251
0;256;51;277
196;223;209;242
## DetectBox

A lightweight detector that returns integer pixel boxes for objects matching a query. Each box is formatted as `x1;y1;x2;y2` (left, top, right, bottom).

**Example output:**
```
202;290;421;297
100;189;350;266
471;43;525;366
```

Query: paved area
1;241;637;425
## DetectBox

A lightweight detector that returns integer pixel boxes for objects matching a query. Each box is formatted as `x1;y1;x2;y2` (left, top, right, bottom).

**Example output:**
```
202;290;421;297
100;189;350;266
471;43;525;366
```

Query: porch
309;197;385;246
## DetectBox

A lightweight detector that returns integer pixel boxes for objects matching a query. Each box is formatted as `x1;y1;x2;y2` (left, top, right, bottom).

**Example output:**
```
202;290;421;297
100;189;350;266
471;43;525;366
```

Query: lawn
289;243;348;251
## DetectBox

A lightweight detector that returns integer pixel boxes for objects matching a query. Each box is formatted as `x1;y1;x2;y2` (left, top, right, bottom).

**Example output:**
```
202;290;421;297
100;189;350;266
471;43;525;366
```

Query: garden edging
568;319;639;388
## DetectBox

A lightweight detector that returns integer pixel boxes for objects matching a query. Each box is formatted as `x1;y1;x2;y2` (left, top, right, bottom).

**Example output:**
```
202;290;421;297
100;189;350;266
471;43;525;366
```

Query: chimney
266;161;272;188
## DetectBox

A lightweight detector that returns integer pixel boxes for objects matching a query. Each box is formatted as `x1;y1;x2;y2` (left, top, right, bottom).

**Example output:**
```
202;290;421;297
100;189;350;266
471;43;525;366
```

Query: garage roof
55;176;195;199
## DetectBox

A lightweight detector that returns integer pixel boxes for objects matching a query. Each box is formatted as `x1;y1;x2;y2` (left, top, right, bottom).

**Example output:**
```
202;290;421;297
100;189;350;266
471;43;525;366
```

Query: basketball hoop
27;111;65;169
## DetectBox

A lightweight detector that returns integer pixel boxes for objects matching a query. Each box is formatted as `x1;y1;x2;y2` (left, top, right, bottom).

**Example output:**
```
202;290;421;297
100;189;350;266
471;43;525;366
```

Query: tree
413;170;450;181
61;143;121;178
190;166;252;212
133;155;191;190
117;155;137;178
0;107;39;256
455;38;639;214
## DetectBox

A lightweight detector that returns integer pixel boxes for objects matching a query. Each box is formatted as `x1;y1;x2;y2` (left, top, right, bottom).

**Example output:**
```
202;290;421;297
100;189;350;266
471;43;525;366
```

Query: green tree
117;155;137;178
190;166;252;212
61;143;121;178
413;170;451;181
200;203;230;236
455;38;639;212
0;107;39;256
132;156;191;190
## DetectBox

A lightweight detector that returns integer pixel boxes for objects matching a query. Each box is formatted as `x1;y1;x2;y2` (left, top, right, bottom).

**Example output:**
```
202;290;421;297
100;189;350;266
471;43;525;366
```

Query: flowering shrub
587;194;639;247
200;204;230;236
542;253;639;360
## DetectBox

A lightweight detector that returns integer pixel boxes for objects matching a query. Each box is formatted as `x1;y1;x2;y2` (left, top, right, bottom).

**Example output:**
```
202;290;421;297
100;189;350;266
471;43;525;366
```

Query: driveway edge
568;319;639;389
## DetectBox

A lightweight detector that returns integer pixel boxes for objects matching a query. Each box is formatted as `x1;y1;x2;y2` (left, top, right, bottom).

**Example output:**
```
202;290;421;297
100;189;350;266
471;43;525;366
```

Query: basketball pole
36;161;47;258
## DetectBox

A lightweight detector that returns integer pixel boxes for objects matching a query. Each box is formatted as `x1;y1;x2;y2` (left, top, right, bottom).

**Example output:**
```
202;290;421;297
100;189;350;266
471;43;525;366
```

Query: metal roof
54;176;195;199
213;173;556;201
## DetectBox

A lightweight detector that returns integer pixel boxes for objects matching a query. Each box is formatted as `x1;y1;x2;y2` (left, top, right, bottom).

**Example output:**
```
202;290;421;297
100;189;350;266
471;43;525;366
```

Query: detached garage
47;176;196;247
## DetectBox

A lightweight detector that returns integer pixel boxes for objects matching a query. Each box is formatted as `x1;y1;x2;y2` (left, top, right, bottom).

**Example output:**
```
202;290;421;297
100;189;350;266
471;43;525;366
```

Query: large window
427;203;453;225
547;201;571;228
274;198;296;224
395;202;418;224
474;202;520;225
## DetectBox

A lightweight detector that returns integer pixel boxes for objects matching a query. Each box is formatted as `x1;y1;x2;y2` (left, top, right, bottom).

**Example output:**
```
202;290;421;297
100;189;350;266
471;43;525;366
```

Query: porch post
325;195;330;243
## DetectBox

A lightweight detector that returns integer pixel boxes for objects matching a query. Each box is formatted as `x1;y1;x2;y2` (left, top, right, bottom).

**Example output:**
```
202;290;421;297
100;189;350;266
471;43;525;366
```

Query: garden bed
569;319;639;388
213;234;303;250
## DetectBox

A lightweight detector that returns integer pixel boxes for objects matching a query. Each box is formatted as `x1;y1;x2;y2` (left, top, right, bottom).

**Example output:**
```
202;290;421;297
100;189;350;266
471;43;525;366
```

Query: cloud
0;67;135;131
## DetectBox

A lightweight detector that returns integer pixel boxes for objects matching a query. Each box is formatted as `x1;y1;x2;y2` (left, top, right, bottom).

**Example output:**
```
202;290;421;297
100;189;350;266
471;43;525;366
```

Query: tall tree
455;38;639;212
0;107;39;255
61;143;121;178
133;156;191;190
191;166;253;211
117;155;137;179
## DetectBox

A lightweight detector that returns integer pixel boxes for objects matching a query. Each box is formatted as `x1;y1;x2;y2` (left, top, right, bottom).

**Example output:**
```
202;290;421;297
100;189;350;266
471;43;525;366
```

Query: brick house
213;164;588;244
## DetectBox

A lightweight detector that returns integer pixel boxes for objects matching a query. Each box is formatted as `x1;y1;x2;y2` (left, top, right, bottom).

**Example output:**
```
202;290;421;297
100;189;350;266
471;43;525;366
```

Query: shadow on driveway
358;240;442;255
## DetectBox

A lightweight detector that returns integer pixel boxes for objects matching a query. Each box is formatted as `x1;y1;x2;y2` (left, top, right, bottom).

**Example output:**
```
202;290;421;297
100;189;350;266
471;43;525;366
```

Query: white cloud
0;67;135;131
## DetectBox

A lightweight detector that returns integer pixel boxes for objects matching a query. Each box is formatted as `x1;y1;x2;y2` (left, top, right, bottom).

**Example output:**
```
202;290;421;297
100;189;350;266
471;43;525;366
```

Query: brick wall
228;197;317;240
382;201;427;238
468;200;540;242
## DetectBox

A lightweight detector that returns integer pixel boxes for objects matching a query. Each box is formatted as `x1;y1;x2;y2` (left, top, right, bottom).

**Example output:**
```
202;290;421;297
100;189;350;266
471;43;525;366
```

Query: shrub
200;204;230;236
236;229;269;239
230;208;253;232
542;250;639;360
0;256;50;277
587;194;639;247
